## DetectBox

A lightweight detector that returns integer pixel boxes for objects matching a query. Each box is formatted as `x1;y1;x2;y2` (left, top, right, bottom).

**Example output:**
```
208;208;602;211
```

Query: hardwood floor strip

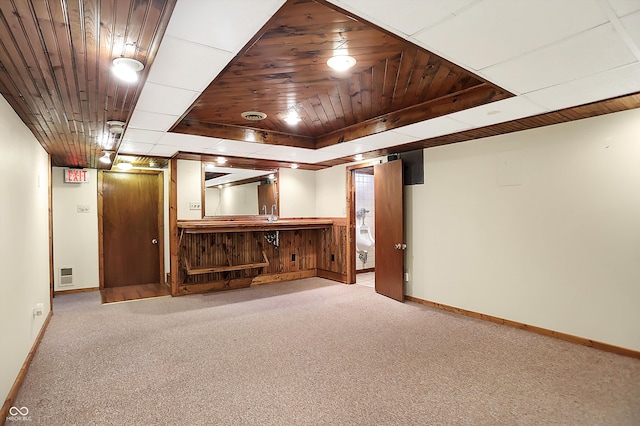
405;295;640;360
100;283;171;305
54;287;99;296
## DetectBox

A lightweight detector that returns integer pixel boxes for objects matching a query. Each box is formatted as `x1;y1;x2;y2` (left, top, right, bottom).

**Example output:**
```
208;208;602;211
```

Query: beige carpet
13;278;640;425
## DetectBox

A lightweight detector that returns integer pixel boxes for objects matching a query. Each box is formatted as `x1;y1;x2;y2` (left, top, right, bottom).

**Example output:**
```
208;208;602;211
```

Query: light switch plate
189;201;201;210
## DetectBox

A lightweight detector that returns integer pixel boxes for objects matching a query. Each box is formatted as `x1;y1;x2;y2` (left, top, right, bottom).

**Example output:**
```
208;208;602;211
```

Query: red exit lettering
65;169;89;183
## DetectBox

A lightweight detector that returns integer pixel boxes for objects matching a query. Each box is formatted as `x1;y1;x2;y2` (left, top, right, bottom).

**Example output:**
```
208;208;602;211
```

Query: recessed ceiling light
290;163;299;169
268;173;275;180
112;57;144;83
217;185;223;189
354;154;363;161
216;156;227;164
487;110;501;116
327;55;356;71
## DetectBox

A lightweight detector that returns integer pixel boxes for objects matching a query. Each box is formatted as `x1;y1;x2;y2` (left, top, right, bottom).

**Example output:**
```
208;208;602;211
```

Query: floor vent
59;267;73;287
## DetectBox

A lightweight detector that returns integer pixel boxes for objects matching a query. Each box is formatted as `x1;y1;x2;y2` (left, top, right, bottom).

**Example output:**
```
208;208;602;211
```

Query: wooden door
100;171;163;288
374;160;404;301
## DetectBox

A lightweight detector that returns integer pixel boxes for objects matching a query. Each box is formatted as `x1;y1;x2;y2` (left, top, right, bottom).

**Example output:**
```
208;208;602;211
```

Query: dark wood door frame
98;169;165;289
346;161;381;284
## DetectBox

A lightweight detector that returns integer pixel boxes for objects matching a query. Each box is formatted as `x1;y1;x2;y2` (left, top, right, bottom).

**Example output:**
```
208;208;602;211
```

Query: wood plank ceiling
1;0;639;170
0;0;175;168
172;0;512;150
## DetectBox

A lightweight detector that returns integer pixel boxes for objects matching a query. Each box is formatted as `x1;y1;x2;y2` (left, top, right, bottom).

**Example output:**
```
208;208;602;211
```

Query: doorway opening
347;163;377;287
354;167;375;275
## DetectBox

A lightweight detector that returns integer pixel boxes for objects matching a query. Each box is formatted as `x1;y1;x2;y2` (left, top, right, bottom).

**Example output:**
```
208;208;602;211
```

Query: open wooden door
374;159;404;301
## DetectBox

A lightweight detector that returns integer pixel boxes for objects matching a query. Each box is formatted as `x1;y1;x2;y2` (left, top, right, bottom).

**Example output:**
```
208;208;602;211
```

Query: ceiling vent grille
241;111;267;121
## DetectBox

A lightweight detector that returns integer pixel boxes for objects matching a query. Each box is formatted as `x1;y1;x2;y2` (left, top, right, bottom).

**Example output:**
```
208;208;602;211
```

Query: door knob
152;238;158;245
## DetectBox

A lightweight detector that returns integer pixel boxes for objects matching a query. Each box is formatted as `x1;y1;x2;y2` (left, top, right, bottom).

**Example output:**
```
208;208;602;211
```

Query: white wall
279;167;316;218
405;108;640;351
177;159;202;220
0;95;51;403
52;167;99;290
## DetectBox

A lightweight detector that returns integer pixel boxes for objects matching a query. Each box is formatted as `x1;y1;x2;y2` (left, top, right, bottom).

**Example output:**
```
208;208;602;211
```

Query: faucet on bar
262;205;267;215
269;204;278;222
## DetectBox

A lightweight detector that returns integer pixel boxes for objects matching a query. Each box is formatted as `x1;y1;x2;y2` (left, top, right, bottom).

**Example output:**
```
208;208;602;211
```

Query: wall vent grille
59;267;73;287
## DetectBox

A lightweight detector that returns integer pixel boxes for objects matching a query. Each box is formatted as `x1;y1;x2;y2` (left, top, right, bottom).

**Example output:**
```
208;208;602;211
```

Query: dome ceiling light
106;120;126;135
99;152;112;164
327;55;357;71
112;57;144;83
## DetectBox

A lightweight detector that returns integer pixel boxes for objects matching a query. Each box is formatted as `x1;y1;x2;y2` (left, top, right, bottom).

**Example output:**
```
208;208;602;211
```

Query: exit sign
64;168;89;183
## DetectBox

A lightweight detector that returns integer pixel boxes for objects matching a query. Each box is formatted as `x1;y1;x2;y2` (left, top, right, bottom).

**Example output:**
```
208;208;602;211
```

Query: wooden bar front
174;219;347;295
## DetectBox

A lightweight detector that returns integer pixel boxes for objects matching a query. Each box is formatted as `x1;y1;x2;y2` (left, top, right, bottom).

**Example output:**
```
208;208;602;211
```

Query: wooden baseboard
317;269;348;283
1;311;53;425
176;270;318;295
251;270;316;286
54;287;98;296
405;295;640;360
356;268;375;274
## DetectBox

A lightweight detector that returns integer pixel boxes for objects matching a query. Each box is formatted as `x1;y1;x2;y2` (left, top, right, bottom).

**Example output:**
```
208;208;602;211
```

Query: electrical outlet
189;201;201;210
77;204;90;213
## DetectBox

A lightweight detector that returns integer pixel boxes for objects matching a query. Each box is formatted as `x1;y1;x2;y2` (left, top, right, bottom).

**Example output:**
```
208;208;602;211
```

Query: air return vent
59;267;73;287
241;111;267;121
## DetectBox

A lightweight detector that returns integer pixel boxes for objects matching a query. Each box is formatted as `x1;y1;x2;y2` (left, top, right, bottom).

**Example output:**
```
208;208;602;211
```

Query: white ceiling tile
354;130;416;149
393;116;472;139
147;144;179;157
158;133;221;152
146;36;234;92
621;10;640;50
482;24;637;93
330;0;474;36
127;110;179;132
122;128;164;144
118;142;154;155
248;145;340;163
413;0;607;70
206;139;274;156
318;142;375;155
525;62;640;111
165;0;284;52
608;0;640;17
447;96;547;127
135;82;199;116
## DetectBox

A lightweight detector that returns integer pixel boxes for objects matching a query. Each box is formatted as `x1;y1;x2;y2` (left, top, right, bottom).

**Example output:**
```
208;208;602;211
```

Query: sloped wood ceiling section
172;0;513;149
0;0;175;168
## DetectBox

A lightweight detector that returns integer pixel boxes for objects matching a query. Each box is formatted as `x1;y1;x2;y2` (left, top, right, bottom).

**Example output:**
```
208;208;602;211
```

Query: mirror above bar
201;162;279;219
